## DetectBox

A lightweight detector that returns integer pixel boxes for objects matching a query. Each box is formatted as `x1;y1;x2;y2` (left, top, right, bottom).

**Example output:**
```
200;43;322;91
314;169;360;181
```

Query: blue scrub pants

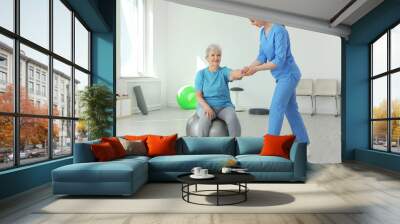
268;75;309;143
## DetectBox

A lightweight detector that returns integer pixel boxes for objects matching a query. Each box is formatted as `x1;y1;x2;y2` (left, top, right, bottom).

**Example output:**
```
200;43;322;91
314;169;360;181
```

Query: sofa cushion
260;134;296;159
147;134;178;157
236;155;293;172
149;154;235;172
53;159;147;183
236;137;263;155
101;137;127;158
91;142;118;161
177;137;235;155
118;138;147;156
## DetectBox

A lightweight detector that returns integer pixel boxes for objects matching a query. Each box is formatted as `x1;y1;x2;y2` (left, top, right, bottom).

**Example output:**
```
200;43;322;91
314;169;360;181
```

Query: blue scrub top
194;66;233;109
257;24;301;80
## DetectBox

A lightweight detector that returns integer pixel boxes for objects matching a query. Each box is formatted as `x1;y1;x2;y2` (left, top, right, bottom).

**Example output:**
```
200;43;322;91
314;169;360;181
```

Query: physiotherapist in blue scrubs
243;19;309;143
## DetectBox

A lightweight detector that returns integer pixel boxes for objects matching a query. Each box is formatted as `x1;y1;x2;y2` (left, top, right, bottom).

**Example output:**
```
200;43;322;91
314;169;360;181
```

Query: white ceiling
225;0;352;22
165;0;384;38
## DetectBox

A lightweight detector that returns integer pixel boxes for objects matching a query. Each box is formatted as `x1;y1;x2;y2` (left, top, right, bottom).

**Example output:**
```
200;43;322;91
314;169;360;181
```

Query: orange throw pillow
91;142;117;161
101;137;127;158
146;134;178;157
260;134;296;159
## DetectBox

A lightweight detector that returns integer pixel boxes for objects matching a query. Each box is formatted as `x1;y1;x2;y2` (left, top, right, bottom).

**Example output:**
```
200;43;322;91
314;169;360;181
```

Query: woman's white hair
205;44;222;59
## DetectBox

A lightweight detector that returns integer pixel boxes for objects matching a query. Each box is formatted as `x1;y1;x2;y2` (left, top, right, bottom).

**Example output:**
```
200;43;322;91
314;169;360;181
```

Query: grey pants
196;106;241;137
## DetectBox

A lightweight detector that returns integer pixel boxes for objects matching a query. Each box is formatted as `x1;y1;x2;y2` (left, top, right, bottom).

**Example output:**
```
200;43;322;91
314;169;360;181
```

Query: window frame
370;20;400;154
0;0;92;171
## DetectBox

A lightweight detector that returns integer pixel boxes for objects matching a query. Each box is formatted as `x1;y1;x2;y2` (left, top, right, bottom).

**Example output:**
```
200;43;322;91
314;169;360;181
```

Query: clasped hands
238;66;257;79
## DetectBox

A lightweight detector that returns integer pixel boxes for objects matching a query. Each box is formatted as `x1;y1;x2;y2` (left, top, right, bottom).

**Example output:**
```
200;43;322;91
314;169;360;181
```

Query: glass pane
372;121;388;151
20;117;49;165
75;18;89;70
20;0;49;49
372;77;387;119
0;116;14;170
391;120;400;153
53;0;72;60
372;33;387;76
0;0;14;31
74;69;89;118
391;72;400;118
75;120;88;143
392;24;400;70
20;44;49;115
53;59;72;117
0;34;14;113
53;119;72;158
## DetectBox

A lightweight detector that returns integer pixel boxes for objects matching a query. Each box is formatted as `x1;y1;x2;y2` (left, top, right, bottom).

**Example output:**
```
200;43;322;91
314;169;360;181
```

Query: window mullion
49;0;54;160
14;0;21;166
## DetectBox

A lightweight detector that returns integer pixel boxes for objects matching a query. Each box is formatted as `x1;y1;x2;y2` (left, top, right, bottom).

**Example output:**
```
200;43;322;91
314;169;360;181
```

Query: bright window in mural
0;0;91;170
371;23;400;153
118;0;154;77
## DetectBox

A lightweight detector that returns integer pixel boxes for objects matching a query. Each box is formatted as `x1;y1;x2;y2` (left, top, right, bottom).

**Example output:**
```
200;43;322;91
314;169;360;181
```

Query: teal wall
343;0;400;171
0;0;116;200
0;158;72;199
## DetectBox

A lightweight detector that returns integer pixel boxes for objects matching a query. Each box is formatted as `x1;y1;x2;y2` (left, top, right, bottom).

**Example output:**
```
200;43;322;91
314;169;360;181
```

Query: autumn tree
372;99;400;143
0;84;60;152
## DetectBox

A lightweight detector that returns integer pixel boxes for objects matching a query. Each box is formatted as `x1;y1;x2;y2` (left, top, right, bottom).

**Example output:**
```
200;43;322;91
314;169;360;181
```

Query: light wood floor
0;162;400;224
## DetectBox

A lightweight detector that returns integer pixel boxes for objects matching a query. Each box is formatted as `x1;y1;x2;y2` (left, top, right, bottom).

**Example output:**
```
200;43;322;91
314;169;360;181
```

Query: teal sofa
52;137;307;196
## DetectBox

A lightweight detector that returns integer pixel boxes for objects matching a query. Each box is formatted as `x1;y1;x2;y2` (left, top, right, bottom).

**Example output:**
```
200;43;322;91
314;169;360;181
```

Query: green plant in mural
79;84;114;140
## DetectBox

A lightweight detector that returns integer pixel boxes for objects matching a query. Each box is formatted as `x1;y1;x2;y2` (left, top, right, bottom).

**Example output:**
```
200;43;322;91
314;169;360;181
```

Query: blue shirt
194;66;233;109
257;24;301;80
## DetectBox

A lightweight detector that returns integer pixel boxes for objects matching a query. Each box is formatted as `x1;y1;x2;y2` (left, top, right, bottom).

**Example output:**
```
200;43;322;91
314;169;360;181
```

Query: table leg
245;183;247;201
195;184;197;192
217;184;219;206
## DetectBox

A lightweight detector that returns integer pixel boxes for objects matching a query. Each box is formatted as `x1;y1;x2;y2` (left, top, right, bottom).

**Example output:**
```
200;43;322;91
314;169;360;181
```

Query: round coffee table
177;173;255;206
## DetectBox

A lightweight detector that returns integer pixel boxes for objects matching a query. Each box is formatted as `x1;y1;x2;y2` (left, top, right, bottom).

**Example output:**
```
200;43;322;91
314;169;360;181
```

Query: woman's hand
244;66;258;76
203;105;215;119
241;66;250;74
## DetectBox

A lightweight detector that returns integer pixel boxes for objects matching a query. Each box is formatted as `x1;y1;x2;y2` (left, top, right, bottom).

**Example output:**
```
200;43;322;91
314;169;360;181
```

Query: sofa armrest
289;142;307;181
73;140;100;163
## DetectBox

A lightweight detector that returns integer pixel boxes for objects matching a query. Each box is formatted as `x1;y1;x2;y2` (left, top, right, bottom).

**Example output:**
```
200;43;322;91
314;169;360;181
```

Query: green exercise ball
177;85;197;110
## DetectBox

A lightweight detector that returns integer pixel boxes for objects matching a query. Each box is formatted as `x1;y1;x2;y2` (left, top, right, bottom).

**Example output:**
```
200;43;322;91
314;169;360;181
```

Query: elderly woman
195;44;244;137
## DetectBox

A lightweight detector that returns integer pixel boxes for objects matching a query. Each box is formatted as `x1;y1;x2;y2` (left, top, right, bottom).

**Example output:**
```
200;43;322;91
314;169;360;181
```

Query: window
75;18;89;70
0;116;13;170
35;70;41;81
371;23;400;154
53;59;72;117
0;71;6;85
53;0;72;60
42;85;46;97
36;83;40;95
74;69;89;119
0;55;7;67
0;0;14;31
28;81;34;94
0;35;13;113
53;120;72;158
0;54;7;87
0;0;91;170
28;67;34;80
21;0;49;49
118;0;154;77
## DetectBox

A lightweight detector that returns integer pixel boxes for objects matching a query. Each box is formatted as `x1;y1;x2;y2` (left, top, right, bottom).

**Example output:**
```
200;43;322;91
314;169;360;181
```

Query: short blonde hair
205;44;222;59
